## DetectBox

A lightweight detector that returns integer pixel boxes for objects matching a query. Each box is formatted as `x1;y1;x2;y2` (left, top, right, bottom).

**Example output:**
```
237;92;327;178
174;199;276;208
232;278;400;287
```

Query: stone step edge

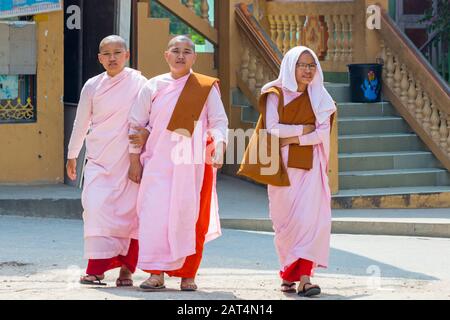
331;191;450;209
221;218;450;238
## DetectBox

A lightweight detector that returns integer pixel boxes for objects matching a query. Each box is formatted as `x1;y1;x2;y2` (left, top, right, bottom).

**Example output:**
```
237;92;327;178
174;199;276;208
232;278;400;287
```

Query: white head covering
261;46;336;124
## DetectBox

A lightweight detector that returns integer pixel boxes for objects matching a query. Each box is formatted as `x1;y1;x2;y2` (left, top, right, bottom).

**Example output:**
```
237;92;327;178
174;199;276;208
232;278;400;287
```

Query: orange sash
166;72;219;137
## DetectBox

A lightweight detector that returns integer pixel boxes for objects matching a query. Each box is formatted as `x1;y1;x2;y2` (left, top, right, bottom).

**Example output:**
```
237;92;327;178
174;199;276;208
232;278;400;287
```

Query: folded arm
299;117;331;146
265;93;307;138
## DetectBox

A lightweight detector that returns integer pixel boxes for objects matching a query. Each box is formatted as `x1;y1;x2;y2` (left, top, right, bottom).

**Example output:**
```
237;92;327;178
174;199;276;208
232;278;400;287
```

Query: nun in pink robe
130;73;228;275
67;67;147;280
129;71;228;277
262;46;336;295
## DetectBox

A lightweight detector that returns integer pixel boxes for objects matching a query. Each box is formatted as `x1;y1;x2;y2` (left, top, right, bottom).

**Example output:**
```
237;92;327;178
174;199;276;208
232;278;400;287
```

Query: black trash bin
347;64;382;103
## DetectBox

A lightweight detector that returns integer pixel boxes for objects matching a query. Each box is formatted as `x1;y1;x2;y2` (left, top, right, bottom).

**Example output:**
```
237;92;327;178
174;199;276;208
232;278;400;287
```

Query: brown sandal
281;282;296;293
79;275;107;286
139;275;165;291
297;282;321;297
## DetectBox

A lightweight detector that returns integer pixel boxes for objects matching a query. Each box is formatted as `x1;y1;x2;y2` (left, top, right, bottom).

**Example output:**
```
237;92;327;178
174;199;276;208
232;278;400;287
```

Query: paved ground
1;174;450;237
1;215;449;300
217;175;450;221
216;175;450;238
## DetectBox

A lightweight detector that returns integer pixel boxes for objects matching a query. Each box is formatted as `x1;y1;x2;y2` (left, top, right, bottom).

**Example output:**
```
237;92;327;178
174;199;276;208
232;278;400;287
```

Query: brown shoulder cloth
167;72;219;137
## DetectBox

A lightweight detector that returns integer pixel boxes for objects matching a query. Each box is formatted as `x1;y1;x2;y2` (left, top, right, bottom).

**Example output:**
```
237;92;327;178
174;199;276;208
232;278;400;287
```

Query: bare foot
180;278;198;291
281;280;296;293
116;266;133;287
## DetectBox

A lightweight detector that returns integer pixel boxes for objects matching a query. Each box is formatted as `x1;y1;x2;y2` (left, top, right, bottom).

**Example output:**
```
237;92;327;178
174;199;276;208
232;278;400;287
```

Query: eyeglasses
296;63;317;70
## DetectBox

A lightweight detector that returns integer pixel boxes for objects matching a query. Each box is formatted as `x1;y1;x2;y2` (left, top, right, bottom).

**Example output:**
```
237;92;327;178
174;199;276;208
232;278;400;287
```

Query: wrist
130;154;141;161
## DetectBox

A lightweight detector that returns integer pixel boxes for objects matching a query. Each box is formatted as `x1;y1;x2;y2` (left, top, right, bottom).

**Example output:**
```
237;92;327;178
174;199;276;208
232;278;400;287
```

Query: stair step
240;104;259;124
325;83;390;104
325;83;351;103
339;151;441;171
232;88;252;106
333;186;450;197
337;102;397;117
339;168;450;189
339;133;427;153
338;117;412;135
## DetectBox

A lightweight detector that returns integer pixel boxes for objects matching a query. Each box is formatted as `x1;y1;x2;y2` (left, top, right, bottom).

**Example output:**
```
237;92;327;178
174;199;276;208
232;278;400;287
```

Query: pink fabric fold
130;72;228;271
266;86;333;276
67;68;147;259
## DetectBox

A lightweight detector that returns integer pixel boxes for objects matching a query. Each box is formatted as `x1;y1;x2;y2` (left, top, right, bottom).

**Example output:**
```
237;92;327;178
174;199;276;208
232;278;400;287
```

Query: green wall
389;0;396;19
324;72;349;84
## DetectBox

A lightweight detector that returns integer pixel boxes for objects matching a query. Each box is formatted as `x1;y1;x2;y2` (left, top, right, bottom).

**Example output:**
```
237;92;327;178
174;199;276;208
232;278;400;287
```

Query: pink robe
129;71;228;271
266;88;332;275
68;67;147;259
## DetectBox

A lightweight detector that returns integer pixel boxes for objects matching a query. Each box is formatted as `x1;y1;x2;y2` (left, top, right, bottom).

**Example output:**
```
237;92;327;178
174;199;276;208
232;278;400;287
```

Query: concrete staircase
231;83;450;208
232;88;258;127
327;83;450;194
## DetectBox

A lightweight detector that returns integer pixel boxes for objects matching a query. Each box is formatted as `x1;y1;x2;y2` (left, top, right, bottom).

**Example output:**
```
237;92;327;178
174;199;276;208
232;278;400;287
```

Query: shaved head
167;35;195;52
99;35;128;52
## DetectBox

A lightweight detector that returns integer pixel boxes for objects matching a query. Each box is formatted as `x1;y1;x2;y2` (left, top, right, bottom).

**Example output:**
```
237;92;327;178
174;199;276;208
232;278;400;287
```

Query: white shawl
261;46;336;124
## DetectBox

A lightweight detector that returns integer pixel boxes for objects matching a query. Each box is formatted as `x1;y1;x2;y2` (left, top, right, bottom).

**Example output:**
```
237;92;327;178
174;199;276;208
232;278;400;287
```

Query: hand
128;155;143;184
280;137;299;147
129;126;150;148
303;124;315;135
211;142;225;169
66;158;77;181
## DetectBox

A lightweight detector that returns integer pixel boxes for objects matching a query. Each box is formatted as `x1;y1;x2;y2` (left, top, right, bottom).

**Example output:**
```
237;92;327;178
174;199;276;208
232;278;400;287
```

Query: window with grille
0;74;37;124
0;18;37;124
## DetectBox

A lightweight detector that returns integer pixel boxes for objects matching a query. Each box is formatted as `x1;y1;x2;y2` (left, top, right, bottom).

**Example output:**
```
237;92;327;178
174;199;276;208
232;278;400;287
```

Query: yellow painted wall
137;2;217;80
365;0;388;62
137;2;170;79
0;11;64;183
218;0;254;131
